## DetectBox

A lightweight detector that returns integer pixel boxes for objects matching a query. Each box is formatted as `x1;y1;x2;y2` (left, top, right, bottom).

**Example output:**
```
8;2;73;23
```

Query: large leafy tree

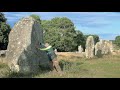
30;15;99;52
74;30;86;51
41;17;88;52
41;17;79;52
0;12;11;50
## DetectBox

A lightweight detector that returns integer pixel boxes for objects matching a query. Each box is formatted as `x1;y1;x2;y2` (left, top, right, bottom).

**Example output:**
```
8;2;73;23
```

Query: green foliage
115;36;120;47
41;17;80;52
0;13;6;22
0;12;11;50
74;30;86;51
50;17;74;29
30;15;100;52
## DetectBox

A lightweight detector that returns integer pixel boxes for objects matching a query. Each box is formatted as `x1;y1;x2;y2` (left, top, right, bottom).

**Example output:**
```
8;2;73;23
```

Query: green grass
1;54;120;78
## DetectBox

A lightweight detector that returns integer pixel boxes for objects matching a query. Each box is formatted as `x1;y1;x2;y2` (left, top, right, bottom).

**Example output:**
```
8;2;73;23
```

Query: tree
115;36;120;47
74;30;86;51
31;15;99;52
0;12;11;50
50;17;74;30
0;13;6;22
41;17;78;52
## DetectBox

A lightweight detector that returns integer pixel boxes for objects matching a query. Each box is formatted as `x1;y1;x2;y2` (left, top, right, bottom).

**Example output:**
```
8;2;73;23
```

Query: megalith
100;40;113;55
6;16;49;73
95;42;102;57
108;41;114;53
85;36;94;58
78;45;83;53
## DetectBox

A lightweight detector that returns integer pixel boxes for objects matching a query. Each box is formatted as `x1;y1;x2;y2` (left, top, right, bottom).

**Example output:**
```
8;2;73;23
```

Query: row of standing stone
78;36;114;58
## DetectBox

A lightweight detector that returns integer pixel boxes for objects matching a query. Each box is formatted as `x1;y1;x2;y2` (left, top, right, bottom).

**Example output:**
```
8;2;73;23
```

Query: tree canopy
0;12;11;50
40;16;100;52
13;14;101;52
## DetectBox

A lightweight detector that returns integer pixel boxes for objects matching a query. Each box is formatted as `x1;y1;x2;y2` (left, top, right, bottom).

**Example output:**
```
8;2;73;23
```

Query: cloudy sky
3;12;120;40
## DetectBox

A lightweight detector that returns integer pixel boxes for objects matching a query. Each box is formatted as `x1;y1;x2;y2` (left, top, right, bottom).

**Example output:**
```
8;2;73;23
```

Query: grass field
0;53;120;78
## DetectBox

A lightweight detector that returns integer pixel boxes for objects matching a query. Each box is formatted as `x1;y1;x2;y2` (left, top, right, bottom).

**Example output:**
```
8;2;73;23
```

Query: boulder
6;16;49;73
85;36;94;58
95;42;102;57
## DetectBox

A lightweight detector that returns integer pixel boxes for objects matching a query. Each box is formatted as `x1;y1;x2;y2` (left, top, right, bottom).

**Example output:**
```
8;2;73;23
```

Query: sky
3;12;120;40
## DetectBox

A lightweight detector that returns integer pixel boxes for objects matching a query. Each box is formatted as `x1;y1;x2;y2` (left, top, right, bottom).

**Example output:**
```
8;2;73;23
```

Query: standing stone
85;36;94;58
106;41;109;54
95;42;102;57
100;40;108;54
6;16;49;73
100;40;105;54
109;41;113;53
54;49;57;52
99;40;113;55
78;45;83;53
103;41;108;54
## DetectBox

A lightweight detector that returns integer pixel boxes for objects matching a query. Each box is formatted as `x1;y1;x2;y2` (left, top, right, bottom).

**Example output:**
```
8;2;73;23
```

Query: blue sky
3;12;120;40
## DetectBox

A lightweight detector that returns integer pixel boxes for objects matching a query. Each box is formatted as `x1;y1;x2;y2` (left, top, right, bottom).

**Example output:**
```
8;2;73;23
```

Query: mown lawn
0;54;120;78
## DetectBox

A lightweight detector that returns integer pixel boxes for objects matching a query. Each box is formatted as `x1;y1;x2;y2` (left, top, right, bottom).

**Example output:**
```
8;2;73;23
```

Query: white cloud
3;12;120;40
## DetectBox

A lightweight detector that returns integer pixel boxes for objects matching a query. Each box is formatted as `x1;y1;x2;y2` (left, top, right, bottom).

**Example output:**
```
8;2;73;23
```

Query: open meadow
0;52;120;78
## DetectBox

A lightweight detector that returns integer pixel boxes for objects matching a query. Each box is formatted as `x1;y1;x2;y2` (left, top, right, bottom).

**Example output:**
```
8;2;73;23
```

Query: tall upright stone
85;36;94;58
109;41;114;53
78;45;83;53
54;49;57;52
100;40;107;54
104;40;110;54
6;16;49;73
95;42;102;57
99;40;113;55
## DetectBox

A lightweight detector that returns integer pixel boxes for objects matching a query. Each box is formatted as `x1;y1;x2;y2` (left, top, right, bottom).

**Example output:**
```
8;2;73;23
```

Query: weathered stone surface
6;16;49;73
109;41;114;53
95;42;102;57
99;40;113;55
85;36;94;58
78;45;83;53
0;50;6;57
105;40;111;54
95;40;114;57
